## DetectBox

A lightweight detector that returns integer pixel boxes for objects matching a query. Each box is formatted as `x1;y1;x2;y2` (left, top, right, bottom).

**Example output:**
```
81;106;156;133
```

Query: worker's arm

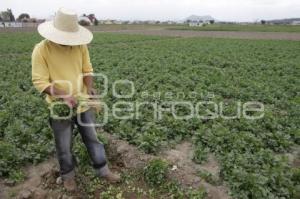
83;75;96;96
32;45;52;94
82;45;96;97
32;44;76;107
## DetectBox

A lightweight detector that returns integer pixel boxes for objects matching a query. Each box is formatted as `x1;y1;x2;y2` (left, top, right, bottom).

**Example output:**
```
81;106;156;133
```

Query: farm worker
31;8;120;191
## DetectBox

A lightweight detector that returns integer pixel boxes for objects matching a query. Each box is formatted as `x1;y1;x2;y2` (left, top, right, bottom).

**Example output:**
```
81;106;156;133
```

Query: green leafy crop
0;32;299;198
143;159;169;187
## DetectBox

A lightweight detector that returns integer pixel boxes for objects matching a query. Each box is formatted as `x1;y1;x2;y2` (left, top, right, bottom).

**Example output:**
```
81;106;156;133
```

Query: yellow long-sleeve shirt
31;39;93;113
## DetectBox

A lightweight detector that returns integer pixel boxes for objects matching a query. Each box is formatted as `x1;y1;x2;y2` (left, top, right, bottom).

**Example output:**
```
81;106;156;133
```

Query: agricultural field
5;24;300;34
0;31;299;199
168;24;300;33
88;24;300;33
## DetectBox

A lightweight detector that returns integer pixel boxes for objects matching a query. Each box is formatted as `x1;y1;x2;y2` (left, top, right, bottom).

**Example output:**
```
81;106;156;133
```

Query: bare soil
1;26;300;41
1;132;231;199
160;141;230;199
0;158;58;199
103;29;300;41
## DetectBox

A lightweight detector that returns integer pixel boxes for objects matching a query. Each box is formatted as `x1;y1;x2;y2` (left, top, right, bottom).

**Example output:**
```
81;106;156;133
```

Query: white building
145;20;157;24
185;15;215;27
292;21;300;25
189;20;204;27
114;20;123;25
0;22;23;28
100;20;114;25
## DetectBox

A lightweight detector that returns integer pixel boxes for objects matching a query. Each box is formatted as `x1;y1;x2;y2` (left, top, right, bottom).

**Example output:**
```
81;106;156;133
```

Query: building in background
291;20;300;25
0;22;22;28
185;15;215;27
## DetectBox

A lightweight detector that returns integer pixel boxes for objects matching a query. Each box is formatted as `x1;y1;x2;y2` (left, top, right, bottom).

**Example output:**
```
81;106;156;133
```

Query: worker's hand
62;96;77;108
87;88;97;98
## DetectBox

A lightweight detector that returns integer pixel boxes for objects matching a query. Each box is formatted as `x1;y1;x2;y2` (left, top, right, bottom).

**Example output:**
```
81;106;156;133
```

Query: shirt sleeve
31;44;51;93
82;45;93;75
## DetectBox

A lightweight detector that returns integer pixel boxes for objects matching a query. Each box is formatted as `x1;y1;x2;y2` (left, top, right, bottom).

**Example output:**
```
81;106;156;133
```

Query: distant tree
94;18;98;26
87;14;95;21
7;9;15;21
17;13;30;22
0;9;13;22
261;20;266;25
79;19;90;26
209;20;215;24
87;13;99;26
155;21;160;24
29;18;37;23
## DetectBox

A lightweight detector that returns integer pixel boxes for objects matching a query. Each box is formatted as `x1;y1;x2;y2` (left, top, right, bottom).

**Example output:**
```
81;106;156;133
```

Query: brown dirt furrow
1;133;231;199
105;133;231;199
103;29;300;41
2;27;300;40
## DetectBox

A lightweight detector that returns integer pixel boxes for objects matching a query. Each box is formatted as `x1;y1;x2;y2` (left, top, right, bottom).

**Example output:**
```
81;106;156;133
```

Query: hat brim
38;21;93;46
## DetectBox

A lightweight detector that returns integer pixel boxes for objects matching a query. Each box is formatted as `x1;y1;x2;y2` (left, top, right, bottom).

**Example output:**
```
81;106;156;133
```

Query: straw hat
38;8;93;45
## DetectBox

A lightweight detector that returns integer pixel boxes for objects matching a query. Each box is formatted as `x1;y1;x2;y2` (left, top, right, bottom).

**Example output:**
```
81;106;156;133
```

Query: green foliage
50;98;99;119
51;101;73;118
186;187;207;199
160;181;207;199
194;124;297;198
193;145;209;164
143;159;169;187
0;141;21;176
198;170;221;186
0;32;299;198
0;8;15;22
8;169;26;184
73;134;91;167
292;168;300;184
137;124;166;153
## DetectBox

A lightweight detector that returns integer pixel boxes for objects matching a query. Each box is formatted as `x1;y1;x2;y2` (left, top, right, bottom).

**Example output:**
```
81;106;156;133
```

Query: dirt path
0;158;58;199
159;141;230;199
1;132;231;199
1;27;300;41
103;29;300;41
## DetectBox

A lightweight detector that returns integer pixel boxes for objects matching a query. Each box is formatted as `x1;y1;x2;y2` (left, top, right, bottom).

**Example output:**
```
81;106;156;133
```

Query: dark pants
50;109;107;179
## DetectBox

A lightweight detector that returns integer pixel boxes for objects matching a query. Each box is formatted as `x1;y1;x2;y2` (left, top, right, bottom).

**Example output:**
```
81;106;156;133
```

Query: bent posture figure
31;8;120;191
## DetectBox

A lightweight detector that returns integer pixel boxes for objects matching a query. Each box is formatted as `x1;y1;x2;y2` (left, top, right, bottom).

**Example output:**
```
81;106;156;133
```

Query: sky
1;0;300;22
